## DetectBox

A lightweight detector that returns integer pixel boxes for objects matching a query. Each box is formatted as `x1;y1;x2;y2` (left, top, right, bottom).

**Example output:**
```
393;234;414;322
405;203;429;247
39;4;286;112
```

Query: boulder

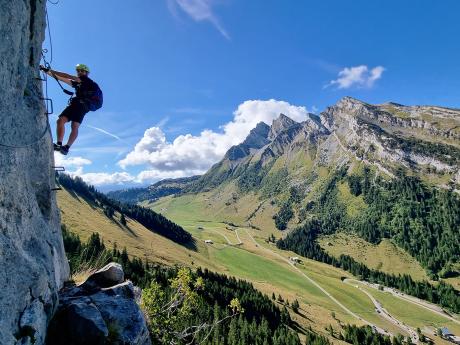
47;299;108;345
81;262;125;289
47;264;151;345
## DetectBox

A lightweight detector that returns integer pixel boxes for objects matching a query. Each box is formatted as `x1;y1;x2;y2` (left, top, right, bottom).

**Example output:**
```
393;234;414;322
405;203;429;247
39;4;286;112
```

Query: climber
39;63;103;155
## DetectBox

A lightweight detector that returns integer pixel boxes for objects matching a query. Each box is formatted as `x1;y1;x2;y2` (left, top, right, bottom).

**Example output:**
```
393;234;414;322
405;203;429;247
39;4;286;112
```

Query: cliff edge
0;1;69;344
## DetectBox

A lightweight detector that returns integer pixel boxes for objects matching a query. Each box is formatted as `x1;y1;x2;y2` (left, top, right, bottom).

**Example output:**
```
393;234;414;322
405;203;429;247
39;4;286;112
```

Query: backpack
87;82;103;111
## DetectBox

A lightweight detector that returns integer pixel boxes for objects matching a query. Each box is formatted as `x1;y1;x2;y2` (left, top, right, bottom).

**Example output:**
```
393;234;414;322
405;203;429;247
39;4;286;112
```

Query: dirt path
234;229;243;244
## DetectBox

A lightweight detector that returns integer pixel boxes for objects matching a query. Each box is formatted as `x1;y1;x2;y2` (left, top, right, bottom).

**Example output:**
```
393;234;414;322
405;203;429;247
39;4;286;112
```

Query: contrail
85;124;122;141
155;116;170;128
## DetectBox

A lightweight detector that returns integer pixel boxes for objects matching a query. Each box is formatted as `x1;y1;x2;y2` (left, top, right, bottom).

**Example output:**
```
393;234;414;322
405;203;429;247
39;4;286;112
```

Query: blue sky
46;0;460;190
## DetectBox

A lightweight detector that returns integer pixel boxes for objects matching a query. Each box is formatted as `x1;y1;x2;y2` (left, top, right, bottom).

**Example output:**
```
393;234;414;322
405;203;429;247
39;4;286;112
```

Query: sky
45;0;460;191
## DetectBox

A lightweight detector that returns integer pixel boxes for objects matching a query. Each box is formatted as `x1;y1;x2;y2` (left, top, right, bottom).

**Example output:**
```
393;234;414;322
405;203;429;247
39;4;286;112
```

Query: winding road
242;229;393;338
349;279;460;326
344;279;418;343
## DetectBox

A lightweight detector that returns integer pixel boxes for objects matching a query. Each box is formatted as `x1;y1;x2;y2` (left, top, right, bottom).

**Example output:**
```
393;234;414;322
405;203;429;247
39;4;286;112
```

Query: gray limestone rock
0;0;70;344
81;262;125;289
47;276;151;345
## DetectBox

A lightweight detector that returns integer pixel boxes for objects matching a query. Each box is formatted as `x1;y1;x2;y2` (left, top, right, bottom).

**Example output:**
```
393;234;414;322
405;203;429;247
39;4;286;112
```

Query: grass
57;188;215;270
336;181;367;218
318;232;429;281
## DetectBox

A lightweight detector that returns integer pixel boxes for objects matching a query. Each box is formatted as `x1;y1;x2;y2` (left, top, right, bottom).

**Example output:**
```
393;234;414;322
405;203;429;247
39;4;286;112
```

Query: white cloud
169;0;230;39
54;154;92;169
118;99;311;178
327;65;385;89
75;171;136;186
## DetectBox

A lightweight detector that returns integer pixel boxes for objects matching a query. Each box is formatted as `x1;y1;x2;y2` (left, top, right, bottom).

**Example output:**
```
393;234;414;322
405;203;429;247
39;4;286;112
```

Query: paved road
243;229;393;338
347;278;460;326
344;279;418;343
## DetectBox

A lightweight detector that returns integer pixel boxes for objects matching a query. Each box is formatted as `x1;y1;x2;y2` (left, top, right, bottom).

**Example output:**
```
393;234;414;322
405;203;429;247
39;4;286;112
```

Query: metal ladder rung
52;166;65;191
40;97;53;115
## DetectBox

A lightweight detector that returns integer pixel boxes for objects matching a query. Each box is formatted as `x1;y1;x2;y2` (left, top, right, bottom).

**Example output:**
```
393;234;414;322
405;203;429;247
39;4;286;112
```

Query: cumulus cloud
54;154;92;169
168;0;230;39
327;65;385;89
54;153;135;186
118;99;311;177
75;172;136;186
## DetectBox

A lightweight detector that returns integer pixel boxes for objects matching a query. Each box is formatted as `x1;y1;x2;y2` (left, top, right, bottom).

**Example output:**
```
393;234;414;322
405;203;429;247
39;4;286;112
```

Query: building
289;256;301;263
204;239;213;244
440;327;460;344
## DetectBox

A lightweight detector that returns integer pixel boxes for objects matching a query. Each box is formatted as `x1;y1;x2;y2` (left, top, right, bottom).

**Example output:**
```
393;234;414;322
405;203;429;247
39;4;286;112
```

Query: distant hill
58;174;194;247
108;175;201;204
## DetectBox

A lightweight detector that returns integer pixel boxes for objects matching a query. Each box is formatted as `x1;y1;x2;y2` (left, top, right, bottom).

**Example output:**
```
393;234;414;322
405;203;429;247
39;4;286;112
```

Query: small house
289;256;301;263
204;240;213;244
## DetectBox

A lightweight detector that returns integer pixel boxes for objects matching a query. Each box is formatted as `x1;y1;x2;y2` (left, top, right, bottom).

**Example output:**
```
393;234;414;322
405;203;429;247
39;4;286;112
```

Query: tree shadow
182;238;197;251
290;320;309;335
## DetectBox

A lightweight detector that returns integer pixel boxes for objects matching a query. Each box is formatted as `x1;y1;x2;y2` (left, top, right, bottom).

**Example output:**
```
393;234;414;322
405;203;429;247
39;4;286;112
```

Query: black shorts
59;100;89;124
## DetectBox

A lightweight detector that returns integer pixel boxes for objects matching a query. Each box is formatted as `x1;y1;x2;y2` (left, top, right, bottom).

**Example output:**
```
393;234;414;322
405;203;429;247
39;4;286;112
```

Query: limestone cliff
0;1;69;344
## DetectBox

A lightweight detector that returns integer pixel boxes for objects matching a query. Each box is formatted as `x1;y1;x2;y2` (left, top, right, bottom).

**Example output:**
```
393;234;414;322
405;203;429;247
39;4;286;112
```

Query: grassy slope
318;233;429;281
57;188;215;270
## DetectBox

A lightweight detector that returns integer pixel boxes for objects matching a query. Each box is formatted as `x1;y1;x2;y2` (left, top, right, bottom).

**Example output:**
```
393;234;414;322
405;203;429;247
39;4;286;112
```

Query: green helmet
76;63;90;72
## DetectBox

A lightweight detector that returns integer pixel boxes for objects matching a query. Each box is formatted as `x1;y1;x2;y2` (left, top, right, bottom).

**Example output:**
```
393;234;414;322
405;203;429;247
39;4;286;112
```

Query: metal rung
53;166;65;172
40;97;53;115
51;187;62;191
35;77;46;81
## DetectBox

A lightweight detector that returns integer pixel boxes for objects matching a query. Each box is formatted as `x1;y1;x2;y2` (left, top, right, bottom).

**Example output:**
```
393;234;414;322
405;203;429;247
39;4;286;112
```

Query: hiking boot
53;143;61;151
60;145;70;155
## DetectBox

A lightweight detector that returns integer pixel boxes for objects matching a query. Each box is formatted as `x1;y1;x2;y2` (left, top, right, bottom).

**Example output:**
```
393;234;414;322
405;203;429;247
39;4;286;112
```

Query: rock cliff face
0;1;69;344
320;97;460;178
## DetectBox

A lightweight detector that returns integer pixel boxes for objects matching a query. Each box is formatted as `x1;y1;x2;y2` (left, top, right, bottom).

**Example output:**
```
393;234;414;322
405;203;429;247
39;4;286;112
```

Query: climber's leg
56;115;68;146
66;121;80;148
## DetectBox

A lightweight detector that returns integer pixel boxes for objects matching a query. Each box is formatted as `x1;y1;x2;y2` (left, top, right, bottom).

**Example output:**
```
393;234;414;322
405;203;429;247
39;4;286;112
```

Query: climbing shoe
60;145;70;155
53;143;61;151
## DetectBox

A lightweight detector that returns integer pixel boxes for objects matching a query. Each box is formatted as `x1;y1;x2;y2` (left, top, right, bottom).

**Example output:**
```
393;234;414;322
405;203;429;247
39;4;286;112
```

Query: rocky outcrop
268;113;298;140
320;97;460;180
0;1;69;344
226;122;270;161
47;263;151;345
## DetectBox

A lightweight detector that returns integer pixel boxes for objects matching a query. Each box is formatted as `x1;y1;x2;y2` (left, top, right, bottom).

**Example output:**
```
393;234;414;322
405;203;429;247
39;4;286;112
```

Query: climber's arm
49;70;78;81
39;66;80;86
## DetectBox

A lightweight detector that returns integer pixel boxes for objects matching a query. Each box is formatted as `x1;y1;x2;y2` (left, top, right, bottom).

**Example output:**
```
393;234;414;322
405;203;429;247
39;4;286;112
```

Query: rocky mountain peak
247;122;270;142
269;113;299;140
225;122;270;161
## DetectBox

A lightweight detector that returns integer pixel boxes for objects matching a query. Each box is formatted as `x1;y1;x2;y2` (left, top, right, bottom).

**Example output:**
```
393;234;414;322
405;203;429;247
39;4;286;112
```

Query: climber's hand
39;65;50;73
